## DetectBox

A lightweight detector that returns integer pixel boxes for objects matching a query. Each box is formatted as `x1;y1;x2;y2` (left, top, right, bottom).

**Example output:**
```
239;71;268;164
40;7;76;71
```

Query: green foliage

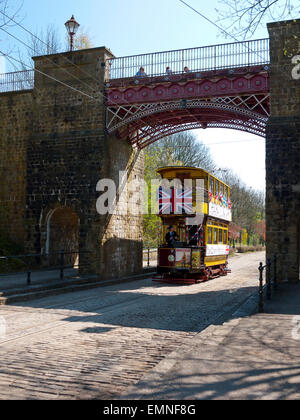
219;169;265;245
216;0;298;38
145;132;216;173
143;214;160;248
236;245;265;253
241;228;248;246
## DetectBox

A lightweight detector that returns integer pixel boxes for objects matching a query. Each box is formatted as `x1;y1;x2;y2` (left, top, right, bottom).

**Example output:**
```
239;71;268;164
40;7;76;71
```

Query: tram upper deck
157;166;232;223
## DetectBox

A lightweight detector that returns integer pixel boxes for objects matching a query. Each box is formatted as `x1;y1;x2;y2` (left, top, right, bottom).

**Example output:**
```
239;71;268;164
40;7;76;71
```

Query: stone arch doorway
46;207;79;266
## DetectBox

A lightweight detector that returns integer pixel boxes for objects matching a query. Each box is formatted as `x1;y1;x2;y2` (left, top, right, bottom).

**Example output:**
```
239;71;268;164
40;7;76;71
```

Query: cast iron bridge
105;38;270;149
0;38;270;150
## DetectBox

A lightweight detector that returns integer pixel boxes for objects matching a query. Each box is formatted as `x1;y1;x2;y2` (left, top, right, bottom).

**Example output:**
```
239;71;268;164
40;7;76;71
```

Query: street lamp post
65;15;80;51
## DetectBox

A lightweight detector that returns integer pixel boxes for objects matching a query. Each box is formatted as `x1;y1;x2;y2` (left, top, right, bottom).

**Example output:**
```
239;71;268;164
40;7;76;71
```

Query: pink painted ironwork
105;39;270;148
106;66;270;148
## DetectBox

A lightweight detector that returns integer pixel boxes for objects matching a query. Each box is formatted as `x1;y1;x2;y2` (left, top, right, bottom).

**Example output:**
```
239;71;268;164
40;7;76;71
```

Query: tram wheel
220;265;226;276
202;268;210;282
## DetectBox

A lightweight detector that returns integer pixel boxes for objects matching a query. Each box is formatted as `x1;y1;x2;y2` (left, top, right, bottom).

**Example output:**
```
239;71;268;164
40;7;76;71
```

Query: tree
216;0;299;38
218;168;265;245
0;0;23;30
255;219;266;244
146;132;216;175
0;0;23;63
229;222;242;242
16;25;93;72
72;28;93;50
15;25;62;72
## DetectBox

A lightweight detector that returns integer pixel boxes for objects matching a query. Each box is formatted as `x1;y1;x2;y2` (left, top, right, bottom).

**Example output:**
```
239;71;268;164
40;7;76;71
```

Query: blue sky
2;0;270;65
0;0;273;191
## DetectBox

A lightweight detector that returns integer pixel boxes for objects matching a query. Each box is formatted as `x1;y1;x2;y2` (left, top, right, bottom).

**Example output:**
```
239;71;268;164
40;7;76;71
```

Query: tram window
213;228;218;244
219;229;223;244
224;187;228;201
207;227;213;244
215;181;219;196
220;184;224;195
209;178;214;195
223;230;228;244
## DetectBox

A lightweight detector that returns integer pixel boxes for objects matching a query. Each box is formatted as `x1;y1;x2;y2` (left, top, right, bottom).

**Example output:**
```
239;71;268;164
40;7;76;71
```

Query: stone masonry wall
28;47;144;278
0;47;144;279
267;19;300;282
0;90;33;245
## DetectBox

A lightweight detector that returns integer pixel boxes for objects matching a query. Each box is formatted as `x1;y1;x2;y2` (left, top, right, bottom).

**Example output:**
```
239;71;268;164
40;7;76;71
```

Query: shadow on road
11;278;259;334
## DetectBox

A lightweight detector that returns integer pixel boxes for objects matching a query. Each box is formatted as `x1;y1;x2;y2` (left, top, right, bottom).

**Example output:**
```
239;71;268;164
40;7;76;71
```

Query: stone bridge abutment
0;47;144;279
266;19;300;283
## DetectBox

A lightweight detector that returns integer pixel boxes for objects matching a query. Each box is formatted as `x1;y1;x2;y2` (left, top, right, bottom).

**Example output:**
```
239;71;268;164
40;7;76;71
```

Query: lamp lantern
65;15;80;51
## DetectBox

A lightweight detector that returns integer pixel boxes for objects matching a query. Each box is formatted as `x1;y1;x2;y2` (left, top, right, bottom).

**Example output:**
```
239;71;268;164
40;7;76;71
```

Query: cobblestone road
0;252;264;400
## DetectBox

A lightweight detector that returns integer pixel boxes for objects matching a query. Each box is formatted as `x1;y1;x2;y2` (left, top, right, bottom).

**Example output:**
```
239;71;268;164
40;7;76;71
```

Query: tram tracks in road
0;293;153;347
0;253;262;348
0;277;153;318
0;283;258;348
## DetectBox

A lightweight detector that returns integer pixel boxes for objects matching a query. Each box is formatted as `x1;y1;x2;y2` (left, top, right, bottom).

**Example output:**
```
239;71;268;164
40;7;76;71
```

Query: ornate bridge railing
107;38;270;80
0;70;35;93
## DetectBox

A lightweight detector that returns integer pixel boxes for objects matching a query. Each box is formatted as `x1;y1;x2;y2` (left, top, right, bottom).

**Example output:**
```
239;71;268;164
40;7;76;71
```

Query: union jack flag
159;187;172;214
159;187;193;215
173;188;193;214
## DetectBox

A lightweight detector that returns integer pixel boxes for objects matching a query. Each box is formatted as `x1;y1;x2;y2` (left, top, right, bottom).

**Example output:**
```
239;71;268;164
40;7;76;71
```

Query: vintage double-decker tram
154;166;232;285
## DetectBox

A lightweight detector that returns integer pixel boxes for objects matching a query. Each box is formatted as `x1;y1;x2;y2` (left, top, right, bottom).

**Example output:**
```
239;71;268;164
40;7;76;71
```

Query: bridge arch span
107;99;268;149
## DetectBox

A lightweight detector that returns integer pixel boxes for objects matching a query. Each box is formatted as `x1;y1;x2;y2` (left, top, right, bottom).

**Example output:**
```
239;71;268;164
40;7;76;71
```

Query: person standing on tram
166;226;179;247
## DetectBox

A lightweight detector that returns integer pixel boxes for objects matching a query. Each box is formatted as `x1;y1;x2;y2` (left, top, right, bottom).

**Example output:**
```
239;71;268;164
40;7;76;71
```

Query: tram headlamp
168;255;175;263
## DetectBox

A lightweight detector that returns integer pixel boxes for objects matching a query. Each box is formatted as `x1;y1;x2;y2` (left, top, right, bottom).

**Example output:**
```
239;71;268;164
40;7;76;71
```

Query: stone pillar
25;47;144;279
267;19;300;282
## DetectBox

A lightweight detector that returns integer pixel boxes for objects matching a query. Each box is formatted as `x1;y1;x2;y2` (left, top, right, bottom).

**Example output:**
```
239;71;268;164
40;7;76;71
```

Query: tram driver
166;226;179;247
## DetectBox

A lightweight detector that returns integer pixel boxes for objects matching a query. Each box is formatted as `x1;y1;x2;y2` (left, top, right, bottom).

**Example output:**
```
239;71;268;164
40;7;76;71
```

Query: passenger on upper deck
166;226;179;247
184;66;190;73
166;67;172;75
136;67;147;77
